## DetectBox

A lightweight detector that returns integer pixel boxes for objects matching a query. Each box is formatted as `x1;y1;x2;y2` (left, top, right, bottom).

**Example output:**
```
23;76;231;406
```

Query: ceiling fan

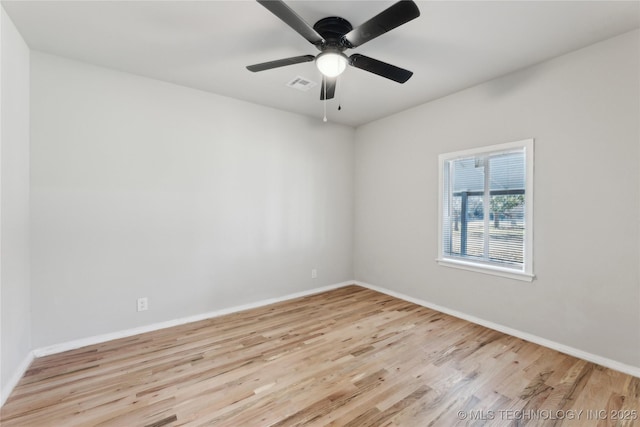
246;0;420;101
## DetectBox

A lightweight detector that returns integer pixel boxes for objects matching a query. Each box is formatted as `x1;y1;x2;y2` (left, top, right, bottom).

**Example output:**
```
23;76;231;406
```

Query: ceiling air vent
286;76;317;92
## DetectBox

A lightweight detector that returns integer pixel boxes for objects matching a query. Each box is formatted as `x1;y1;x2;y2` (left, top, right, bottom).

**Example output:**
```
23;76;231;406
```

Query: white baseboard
0;350;35;408
354;280;640;378
34;281;354;358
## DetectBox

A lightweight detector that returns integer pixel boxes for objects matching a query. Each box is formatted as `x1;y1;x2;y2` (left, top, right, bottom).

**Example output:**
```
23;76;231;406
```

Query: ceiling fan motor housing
313;17;353;50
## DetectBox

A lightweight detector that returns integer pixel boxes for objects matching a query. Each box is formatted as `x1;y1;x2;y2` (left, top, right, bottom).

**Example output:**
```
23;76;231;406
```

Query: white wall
0;7;31;400
30;52;354;348
354;30;640;367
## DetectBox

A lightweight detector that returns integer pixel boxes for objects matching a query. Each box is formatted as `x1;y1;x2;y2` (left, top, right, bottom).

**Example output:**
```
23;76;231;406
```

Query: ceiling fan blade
320;76;336;100
343;0;420;48
257;0;324;46
247;55;315;72
349;54;413;83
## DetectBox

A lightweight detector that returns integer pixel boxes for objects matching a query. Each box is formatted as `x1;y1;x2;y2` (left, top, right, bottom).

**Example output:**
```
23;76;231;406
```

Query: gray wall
354;30;640;367
0;7;31;400
30;53;354;348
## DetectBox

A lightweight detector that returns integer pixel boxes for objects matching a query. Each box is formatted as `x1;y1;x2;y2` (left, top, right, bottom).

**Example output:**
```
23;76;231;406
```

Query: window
437;139;534;281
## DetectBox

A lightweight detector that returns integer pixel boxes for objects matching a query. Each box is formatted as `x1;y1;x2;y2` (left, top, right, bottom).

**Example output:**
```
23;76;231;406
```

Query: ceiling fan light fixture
316;51;348;77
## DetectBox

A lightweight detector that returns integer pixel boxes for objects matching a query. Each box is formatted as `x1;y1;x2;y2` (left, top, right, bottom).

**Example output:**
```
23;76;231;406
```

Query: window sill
436;258;535;282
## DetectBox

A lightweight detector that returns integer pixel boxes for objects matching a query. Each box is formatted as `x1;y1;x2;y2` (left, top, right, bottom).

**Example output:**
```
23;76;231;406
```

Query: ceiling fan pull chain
323;78;328;122
338;75;342;111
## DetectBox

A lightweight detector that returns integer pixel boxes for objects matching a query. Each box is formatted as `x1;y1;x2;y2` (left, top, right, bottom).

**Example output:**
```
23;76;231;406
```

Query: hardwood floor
1;285;638;426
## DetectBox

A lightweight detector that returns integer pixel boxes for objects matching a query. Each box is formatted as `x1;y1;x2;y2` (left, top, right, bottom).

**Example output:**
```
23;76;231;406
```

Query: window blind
443;149;526;269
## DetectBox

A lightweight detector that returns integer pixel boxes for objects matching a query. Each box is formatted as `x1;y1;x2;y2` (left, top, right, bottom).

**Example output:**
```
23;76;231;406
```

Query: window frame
437;139;535;282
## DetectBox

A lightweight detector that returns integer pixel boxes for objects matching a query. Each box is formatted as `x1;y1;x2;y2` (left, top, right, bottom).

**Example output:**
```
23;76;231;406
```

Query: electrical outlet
137;297;148;312
311;269;317;279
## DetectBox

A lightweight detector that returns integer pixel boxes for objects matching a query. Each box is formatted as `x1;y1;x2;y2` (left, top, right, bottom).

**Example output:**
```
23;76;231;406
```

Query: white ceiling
3;1;639;127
